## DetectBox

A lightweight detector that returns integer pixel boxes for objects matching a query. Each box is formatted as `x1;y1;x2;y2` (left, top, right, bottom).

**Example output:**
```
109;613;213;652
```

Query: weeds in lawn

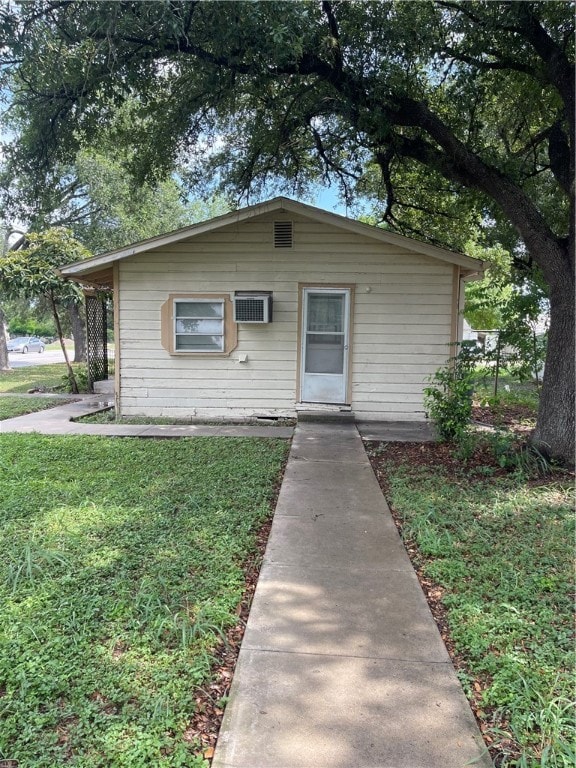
489;678;576;767
369;447;574;768
0;363;83;393
474;375;540;410
0;395;73;420
0;433;289;767
6;541;70;592
450;428;560;478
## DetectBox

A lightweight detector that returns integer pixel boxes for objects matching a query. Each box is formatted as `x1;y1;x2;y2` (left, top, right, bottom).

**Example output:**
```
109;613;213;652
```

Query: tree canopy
0;228;90;390
0;0;573;460
0;106;230;365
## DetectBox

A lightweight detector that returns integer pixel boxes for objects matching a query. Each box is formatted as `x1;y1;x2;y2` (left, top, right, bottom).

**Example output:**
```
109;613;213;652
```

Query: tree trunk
69;301;86;363
50;295;78;394
0;306;11;371
532;276;575;466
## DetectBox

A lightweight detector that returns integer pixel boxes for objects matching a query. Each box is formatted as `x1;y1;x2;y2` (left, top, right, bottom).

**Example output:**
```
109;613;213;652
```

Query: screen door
301;288;350;404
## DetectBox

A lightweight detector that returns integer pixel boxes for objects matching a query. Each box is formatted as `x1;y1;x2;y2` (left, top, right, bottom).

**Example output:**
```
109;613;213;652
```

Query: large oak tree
1;0;573;461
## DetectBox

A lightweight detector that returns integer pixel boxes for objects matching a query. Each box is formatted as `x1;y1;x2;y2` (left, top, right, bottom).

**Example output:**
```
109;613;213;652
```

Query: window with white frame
174;299;225;352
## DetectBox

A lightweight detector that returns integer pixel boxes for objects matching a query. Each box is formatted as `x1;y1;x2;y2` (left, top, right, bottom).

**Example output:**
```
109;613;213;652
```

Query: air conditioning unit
233;292;273;323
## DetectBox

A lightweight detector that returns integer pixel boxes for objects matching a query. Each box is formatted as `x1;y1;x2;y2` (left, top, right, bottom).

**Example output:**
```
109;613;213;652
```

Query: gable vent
274;220;293;248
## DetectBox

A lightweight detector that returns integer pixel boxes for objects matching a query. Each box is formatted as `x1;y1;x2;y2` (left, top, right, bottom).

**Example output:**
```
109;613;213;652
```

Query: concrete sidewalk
0;398;294;439
0;397;435;442
213;422;492;768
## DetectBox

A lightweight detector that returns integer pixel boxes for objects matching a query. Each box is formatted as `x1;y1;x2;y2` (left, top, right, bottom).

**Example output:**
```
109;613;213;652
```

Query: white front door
301;288;350;404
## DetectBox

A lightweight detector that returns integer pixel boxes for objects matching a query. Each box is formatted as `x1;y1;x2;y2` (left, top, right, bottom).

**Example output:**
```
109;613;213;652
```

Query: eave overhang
59;197;485;281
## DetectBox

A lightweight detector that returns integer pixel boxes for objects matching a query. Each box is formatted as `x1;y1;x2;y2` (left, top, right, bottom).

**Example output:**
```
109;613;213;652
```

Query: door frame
296;283;355;405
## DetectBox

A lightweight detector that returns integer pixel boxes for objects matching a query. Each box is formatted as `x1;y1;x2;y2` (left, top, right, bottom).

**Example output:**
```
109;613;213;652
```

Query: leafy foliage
465;244;549;383
424;343;481;441
1;295;59;340
71;149;229;254
0;228;90;392
1;2;571;222
0;228;87;305
0;433;289;766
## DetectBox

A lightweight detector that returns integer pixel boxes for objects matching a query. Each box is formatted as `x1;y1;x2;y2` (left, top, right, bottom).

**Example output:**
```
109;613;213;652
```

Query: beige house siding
116;212;454;420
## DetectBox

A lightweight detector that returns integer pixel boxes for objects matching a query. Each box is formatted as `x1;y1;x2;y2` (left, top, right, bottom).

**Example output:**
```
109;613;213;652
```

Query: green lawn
474;370;541;409
0;362;81;393
0;434;289;767
0;395;73;420
372;449;574;767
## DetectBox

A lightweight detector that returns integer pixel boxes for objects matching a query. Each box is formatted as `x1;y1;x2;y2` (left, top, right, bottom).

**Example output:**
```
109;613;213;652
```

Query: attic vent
274;220;293;248
234;292;273;323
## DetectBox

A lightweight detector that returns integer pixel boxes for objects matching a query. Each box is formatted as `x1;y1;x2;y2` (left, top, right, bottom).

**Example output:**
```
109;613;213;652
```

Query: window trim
161;293;238;356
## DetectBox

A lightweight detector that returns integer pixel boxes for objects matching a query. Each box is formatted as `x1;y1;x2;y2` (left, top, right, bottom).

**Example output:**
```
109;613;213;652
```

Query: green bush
8;318;56;338
61;365;90;393
424;343;480;440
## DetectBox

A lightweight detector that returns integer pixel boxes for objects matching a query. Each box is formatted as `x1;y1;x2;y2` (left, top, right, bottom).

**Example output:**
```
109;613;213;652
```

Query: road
8;348;73;368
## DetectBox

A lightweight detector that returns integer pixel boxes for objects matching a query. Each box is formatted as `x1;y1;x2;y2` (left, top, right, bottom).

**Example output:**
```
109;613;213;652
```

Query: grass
0;362;84;394
0;396;73;421
474;370;541;409
0;433;289;767
374;451;574;767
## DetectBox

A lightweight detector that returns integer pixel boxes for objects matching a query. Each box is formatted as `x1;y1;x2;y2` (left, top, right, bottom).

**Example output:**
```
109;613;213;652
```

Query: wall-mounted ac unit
233;292;273;323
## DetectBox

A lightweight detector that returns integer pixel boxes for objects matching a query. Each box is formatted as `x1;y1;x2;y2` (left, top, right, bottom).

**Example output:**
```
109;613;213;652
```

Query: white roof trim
60;196;484;277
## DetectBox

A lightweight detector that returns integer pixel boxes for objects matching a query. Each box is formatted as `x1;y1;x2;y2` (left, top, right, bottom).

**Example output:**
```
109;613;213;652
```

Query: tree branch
321;1;343;74
375;149;396;222
514;1;575;114
441;46;539;80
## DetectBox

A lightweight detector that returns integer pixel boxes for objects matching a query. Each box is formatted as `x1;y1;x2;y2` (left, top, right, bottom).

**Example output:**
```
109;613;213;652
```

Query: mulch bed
472;403;536;429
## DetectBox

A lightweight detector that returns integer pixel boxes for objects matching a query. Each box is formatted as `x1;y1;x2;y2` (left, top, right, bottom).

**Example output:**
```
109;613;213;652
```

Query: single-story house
60;197;483;421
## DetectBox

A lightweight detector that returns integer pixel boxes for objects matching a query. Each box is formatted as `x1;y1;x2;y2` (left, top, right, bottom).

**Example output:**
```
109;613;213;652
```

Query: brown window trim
160;293;238;356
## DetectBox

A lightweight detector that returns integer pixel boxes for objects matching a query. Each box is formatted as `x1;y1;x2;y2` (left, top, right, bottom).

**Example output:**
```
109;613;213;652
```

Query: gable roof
60;196;484;282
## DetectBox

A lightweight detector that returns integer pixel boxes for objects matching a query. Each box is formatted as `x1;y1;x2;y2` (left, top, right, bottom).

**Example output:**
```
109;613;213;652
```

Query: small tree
424;342;482;441
0;228;91;393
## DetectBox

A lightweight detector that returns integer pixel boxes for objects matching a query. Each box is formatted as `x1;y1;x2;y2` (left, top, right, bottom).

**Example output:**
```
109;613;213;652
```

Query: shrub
424;343;480;441
61;365;90;393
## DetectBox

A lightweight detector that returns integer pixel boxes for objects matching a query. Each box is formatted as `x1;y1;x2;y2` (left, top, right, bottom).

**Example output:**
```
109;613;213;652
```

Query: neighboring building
60;197;483;421
462;318;478;344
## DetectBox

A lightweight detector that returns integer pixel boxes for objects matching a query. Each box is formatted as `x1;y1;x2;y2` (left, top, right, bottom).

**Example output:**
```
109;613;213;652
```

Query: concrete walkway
212;422;492;768
0;398;294;438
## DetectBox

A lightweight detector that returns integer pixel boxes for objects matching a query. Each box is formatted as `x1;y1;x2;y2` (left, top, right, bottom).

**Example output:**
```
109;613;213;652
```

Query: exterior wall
117;211;454;420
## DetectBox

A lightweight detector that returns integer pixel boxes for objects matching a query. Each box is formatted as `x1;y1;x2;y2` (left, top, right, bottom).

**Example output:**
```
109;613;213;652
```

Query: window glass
174;299;225;352
307;294;344;333
176;335;223;351
305;334;344;374
176;319;223;334
176;301;223;318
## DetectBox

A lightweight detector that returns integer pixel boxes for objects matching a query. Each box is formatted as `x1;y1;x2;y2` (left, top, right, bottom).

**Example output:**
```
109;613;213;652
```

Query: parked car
7;336;45;354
